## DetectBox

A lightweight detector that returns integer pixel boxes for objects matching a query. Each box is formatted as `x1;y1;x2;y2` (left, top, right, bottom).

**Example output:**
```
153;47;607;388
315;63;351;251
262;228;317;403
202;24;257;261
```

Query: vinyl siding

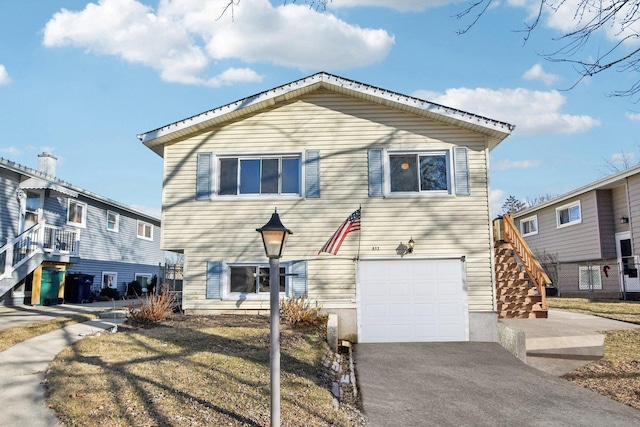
520;192;603;262
612;184;630;235
0;168;21;244
596;190;617;259
44;195;163;264
161;90;495;311
628;174;640;256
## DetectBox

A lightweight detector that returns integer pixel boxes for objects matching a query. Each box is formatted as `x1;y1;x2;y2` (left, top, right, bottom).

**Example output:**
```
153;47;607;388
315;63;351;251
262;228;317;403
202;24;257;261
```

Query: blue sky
1;0;639;217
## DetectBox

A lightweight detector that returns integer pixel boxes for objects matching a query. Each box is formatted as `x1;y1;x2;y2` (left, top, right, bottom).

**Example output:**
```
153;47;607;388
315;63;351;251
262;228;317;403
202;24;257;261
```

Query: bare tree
456;0;640;100
218;0;330;19
601;148;639;173
523;193;556;207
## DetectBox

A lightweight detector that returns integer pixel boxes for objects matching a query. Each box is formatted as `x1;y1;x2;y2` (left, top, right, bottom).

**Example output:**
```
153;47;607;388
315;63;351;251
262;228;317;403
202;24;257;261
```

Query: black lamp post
256;209;292;427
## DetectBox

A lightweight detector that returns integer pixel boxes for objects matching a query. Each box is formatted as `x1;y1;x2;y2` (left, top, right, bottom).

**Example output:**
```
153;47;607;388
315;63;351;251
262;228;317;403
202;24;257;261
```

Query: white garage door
357;258;468;343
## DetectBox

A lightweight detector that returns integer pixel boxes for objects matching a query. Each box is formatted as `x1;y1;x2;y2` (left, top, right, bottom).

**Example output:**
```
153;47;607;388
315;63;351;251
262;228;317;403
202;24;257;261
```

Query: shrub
126;280;142;297
128;284;177;323
100;287;119;300
280;296;326;326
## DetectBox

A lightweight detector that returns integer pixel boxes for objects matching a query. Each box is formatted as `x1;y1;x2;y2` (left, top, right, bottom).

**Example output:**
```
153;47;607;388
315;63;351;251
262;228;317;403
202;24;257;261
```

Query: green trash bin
40;269;64;305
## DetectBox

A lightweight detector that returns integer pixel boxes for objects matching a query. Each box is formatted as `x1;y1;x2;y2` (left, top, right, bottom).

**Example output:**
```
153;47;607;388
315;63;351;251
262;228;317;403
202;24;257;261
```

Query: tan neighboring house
513;164;640;299
137;72;514;343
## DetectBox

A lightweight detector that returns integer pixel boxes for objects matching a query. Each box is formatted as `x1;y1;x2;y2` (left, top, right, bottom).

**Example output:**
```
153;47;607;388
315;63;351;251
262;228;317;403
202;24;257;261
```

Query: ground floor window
102;271;117;289
579;266;602;290
135;273;153;293
229;265;286;295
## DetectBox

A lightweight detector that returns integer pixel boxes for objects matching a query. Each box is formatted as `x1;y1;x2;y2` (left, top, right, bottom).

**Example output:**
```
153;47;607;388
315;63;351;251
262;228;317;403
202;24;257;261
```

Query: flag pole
356;204;362;260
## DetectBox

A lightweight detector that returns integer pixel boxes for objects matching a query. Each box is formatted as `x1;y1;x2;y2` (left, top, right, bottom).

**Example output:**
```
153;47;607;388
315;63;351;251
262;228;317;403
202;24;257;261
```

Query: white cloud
611;152;635;164
626;112;640;122
0;65;10;85
130;204;162;217
522;64;559;86
413;87;600;136
0;146;20;156
493;159;540;171
490;189;505;218
43;0;394;85
329;0;464;11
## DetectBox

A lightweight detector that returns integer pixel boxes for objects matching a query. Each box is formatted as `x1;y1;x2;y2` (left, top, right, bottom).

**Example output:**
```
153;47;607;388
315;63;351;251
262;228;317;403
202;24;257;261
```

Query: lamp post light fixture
256;209;292;427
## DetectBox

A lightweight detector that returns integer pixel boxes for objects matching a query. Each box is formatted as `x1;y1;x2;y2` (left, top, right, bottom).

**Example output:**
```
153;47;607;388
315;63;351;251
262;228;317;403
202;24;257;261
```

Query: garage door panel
359;259;468;343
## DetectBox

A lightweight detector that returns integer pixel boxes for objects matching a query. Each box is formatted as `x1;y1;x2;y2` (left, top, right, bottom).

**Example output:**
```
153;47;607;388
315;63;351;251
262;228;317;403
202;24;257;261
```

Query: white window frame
135;273;152;292
384;149;452;197
106;211;119;232
556;201;582;228
215;153;303;199
137;220;153;241
102;271;118;289
579;266;602;290
67;200;87;228
520;215;538;237
221;261;290;301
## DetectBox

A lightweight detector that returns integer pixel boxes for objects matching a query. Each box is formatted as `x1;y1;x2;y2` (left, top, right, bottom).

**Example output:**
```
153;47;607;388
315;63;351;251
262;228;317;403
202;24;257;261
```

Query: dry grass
550;298;640;410
0;314;96;352
46;315;363;427
547;297;640;324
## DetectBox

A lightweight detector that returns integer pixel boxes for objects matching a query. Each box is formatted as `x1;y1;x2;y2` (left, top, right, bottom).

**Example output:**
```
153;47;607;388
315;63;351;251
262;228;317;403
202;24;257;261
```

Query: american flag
318;208;361;255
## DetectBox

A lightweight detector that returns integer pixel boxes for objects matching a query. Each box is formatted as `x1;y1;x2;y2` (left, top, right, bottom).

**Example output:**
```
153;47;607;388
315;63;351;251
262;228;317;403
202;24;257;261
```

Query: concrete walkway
501;309;640;376
0;302;128;427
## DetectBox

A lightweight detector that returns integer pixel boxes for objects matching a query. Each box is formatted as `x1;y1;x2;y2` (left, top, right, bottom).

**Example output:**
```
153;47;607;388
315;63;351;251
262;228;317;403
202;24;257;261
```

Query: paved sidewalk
0;300;130;330
0;303;128;427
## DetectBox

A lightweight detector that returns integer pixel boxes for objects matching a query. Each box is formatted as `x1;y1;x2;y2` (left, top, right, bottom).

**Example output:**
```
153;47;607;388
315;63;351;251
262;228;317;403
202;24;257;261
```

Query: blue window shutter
196;153;212;200
206;261;222;299
291;261;308;298
454;146;470;196
368;148;384;197
305;150;320;198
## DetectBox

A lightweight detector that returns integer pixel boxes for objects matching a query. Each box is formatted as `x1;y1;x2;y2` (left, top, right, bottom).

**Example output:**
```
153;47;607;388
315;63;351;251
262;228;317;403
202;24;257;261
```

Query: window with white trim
520;215;538;236
106;211;119;232
102;271;117;289
556;201;581;228
67;200;87;227
579;266;602;290
218;155;301;196
135;273;152;292
137;221;153;240
388;151;450;194
226;263;287;299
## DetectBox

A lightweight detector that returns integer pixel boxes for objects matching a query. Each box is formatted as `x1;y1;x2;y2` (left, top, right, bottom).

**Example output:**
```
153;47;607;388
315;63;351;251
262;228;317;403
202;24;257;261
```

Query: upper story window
67;200;87;227
520;215;538;237
556;201;581;228
368;147;469;198
219;155;301;196
389;152;449;193
106;211;119;232
137;220;153;241
197;151;320;200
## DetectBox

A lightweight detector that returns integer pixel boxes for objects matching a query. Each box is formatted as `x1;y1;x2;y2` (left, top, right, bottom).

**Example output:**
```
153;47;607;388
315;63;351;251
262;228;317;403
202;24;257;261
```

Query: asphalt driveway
354;342;640;426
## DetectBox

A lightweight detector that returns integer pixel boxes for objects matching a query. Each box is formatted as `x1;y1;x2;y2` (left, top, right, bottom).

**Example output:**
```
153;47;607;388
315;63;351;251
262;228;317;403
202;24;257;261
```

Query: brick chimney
38;152;57;177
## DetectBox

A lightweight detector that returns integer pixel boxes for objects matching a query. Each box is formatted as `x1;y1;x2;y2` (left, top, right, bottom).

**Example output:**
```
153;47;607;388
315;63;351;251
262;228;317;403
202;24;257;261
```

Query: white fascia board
137;72;514;151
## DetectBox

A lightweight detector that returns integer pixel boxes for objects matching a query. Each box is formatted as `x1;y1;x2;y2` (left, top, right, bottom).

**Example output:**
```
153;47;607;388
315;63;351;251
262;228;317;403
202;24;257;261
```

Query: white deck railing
0;222;79;282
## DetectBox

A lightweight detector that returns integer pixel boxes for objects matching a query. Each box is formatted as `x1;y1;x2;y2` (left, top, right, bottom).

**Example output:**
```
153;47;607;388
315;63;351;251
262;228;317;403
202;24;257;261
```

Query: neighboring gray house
0;153;164;306
138;72;514;343
513;164;640;299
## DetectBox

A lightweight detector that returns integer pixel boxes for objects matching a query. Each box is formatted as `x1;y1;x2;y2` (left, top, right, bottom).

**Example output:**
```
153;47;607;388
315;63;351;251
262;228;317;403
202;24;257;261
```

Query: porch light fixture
621;215;629;224
396;237;415;257
256;209;292;427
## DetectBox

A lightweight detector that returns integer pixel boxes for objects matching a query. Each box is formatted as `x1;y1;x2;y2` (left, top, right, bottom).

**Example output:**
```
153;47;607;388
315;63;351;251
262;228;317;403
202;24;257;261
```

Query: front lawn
45;315;363;426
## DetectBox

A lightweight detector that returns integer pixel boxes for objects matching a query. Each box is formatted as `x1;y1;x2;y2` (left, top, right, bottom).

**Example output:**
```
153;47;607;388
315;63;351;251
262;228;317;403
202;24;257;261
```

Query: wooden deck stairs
494;215;551;319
